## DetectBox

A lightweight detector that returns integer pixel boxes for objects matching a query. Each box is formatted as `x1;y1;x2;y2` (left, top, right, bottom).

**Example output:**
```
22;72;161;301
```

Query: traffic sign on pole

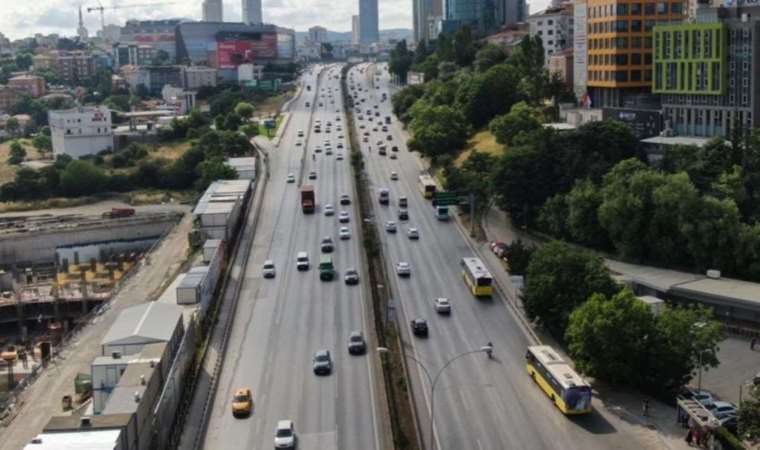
433;191;463;206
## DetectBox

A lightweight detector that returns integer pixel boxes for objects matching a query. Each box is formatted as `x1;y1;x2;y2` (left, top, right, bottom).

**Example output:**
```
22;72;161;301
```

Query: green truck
319;255;336;281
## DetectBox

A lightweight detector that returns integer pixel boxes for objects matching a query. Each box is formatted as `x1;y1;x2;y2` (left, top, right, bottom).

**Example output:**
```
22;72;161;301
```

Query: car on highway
390;153;397;160
396;261;411;277
337;142;344;149
312;350;333;375
344;268;360;285
376;140;382;146
372;127;378;132
287;173;295;183
398;209;409;221
314;146;322;153
407;227;420;240
347;331;367;355
309;171;317;180
382;126;388;132
385;221;397;233
387;135;393;141
338;211;350;223
340;193;351;205
390;171;398;181
411;319;428;337
339;226;351;240
296;252;310;271
336;153;344;160
392;145;399;152
296;141;302;147
433;298;452;314
398;196;408;208
231;388;253;417
297;130;304;137
325;147;333;155
274;420;296;449
320;236;334;253
324;204;335;216
363;136;369;143
262;260;276;278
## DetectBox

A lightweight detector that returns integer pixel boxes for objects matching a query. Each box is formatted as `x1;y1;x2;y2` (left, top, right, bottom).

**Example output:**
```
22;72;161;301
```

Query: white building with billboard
49;106;114;158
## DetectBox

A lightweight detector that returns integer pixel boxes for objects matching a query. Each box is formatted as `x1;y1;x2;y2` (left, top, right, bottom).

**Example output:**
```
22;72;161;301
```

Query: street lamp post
378;345;493;450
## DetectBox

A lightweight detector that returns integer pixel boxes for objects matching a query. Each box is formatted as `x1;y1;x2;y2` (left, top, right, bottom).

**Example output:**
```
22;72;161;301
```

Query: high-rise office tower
243;0;263;24
413;0;444;42
202;0;223;22
352;15;361;45
359;0;379;44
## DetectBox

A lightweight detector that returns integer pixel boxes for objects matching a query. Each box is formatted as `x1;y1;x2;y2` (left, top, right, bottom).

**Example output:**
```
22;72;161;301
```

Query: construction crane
86;1;178;31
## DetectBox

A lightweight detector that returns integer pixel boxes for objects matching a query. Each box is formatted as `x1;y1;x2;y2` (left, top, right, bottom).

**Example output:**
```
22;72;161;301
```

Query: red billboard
216;34;277;69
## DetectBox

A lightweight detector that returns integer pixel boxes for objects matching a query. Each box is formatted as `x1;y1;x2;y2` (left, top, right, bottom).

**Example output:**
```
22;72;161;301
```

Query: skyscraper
413;0;443;42
202;0;223;22
352;15;360;45
243;0;263;24
359;0;379;44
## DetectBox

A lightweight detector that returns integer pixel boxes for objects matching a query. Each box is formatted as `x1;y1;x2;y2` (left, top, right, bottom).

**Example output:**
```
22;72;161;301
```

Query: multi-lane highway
202;65;382;450
348;63;655;450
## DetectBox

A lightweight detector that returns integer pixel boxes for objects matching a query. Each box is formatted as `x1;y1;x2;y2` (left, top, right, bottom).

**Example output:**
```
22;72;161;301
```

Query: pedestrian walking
642;399;650;417
685;428;693;446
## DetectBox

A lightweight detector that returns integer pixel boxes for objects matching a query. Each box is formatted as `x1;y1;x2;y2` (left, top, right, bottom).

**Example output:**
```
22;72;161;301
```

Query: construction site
0;208;183;396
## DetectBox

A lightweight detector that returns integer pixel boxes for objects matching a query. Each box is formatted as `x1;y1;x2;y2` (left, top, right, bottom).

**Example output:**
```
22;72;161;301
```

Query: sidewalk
479;204;693;450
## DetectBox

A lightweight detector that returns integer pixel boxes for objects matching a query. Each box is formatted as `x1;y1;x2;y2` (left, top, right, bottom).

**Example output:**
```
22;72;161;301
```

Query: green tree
503;239;536;275
453;26;476;67
197;158;237;190
5;117;20;137
523;241;618;338
105;95;130;112
436;33;455;62
407;103;470;160
680;195;741;272
8;141;27;165
415;53;440;81
391;84;425;122
209;90;245;117
223;112;243;131
474;43;506;72
739;385;760;441
565;179;608;249
32;134;52;153
241;123;259;138
566;289;656;386
489;101;542;146
15;53;33;70
389;40;414;83
444;151;497;216
537;193;570;238
456;64;521;128
234;101;255;119
60;160;108;196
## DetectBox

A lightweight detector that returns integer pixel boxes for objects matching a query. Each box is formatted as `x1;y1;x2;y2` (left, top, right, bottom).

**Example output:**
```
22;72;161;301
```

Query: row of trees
523;241;723;395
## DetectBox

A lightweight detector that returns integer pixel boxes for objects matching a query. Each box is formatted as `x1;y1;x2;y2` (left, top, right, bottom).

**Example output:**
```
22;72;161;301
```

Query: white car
390;172;399;181
274;420;296;449
263;260;276;278
396;262;411;277
434;298;452;314
339;226;351;240
710;401;737;419
296;252;309;271
385;221;397;233
324;204;335;216
286;173;295;183
338;211;350;223
407;227;419;240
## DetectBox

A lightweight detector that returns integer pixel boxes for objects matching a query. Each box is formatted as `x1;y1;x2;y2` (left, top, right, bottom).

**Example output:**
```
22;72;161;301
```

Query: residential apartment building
0;86;19;113
49;106;113;158
584;0;684;107
527;4;574;62
8;75;46;98
33;51;96;84
654;6;760;137
121;65;217;94
113;44;156;70
184;66;218;90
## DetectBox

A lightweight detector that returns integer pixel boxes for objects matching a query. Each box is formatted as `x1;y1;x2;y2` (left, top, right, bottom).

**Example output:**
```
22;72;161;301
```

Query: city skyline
0;0;549;41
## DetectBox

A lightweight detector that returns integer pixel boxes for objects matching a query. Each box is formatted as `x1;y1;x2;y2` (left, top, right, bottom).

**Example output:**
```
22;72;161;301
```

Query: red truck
102;208;135;218
301;185;315;214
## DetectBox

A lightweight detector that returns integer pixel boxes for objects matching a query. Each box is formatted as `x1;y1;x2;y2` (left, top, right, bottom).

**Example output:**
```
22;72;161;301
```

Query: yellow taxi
231;388;253;418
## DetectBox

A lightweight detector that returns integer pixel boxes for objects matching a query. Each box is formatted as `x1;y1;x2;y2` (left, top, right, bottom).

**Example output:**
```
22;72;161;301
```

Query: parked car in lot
710;401;737;419
411;319;428;337
312;350;333;375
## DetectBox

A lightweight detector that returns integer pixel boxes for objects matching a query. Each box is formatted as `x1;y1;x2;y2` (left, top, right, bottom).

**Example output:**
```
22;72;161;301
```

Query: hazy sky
0;0;546;40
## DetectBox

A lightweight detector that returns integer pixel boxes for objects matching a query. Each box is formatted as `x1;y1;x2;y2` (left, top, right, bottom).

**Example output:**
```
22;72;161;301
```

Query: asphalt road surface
202;65;382;450
348;63;653;450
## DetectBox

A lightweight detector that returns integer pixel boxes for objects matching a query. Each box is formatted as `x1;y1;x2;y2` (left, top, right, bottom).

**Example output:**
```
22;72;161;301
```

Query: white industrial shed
101;302;184;358
226;157;256;180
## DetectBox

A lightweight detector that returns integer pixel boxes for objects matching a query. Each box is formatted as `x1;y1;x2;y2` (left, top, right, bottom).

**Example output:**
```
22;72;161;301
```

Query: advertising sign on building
134;34;175;43
217;34;277;69
573;0;588;100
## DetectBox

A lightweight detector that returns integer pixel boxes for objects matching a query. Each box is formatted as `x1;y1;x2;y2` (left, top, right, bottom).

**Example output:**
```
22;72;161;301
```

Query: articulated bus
461;257;493;297
525;345;592;415
418;174;437;199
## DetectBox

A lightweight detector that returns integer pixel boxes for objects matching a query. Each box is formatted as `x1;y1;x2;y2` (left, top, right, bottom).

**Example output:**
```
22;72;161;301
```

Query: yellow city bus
461;257;493;297
525;345;592;415
418;174;437;199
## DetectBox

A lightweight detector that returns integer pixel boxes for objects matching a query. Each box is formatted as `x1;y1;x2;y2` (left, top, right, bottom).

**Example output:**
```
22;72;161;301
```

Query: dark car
398;209;409;221
347;331;367;355
312;350;333;375
320;236;334;253
411;319;428;337
344;268;360;285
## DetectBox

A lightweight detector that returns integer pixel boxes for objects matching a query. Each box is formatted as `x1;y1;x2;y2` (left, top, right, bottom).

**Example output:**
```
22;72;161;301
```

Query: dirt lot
0;140;50;185
455;130;505;167
148;141;192;162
